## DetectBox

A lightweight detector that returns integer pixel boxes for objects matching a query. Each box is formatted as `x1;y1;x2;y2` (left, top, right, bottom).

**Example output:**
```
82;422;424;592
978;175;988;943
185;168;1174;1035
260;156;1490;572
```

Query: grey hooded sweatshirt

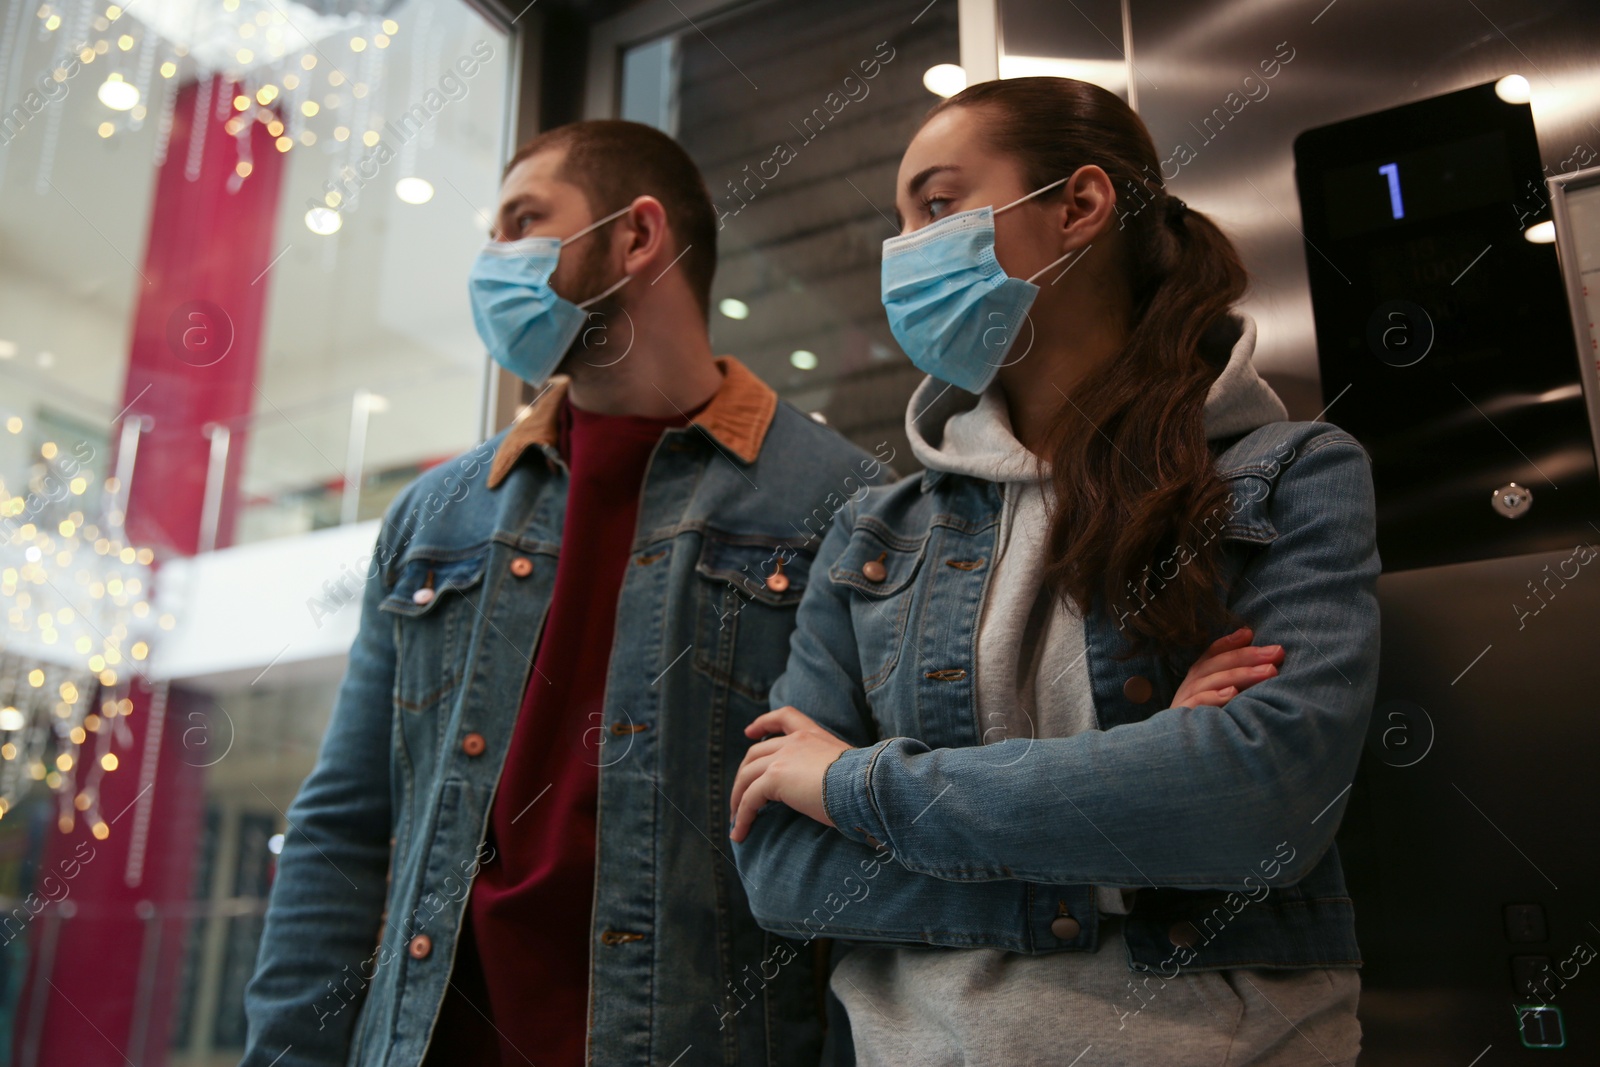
830;312;1362;1066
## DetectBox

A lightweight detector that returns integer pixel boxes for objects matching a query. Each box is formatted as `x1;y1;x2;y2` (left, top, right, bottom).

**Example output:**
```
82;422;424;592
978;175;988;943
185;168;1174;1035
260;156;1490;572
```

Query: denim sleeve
821;434;1381;892
241;489;409;1066
732;494;1044;945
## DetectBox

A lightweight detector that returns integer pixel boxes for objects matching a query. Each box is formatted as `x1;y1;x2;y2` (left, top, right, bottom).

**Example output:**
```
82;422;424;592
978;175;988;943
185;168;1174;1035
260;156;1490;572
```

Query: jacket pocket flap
694;533;813;607
830;524;926;597
380;549;489;617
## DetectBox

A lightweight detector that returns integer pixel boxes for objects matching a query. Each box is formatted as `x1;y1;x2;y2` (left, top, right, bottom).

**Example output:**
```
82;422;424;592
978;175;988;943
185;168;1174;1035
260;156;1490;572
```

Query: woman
728;77;1379;1066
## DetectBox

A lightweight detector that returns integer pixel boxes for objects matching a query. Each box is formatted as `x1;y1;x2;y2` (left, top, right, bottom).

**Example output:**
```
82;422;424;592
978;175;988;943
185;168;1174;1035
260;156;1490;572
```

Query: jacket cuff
823;739;895;848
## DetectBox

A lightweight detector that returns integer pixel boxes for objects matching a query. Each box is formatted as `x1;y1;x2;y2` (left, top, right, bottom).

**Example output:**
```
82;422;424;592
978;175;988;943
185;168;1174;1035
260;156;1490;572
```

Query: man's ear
1062;164;1116;248
621;195;671;276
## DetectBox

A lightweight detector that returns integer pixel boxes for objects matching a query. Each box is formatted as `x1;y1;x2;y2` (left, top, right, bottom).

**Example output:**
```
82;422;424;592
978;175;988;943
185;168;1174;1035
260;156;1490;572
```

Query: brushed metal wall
1087;0;1600;419
992;0;1600;1060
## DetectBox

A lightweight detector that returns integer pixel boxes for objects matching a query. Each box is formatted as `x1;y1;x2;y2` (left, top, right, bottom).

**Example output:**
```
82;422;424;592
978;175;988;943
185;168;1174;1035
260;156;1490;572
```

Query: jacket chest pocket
829;522;927;694
692;533;813;703
380;549;490;713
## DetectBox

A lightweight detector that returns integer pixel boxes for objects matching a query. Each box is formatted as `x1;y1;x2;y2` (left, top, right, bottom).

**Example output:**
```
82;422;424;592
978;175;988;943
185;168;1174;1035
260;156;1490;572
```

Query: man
242;120;896;1066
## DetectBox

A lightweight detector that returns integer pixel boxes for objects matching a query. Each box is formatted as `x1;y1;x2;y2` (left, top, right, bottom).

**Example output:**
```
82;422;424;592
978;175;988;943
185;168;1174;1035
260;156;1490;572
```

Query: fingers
729;751;778;822
1192;641;1284;677
744;705;812;739
730;759;779;843
1191;662;1279;696
1201;627;1253;659
1187;686;1238;706
736;736;787;773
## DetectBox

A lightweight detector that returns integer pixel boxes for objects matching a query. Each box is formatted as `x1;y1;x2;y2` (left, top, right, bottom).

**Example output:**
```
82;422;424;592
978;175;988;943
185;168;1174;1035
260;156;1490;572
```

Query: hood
906;309;1288;483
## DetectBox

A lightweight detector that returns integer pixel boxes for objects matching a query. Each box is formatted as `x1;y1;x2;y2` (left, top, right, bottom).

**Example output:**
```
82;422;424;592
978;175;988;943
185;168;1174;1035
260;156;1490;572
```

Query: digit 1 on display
1378;162;1404;220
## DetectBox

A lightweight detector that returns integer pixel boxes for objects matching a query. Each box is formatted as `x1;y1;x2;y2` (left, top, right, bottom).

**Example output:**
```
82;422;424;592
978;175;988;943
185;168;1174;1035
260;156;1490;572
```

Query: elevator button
1504;904;1547;943
1511;956;1554;999
1515;1004;1565;1049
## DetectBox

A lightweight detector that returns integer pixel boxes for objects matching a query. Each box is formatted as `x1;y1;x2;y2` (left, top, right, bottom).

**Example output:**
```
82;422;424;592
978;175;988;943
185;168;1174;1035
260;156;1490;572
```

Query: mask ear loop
1024;247;1086;285
993;175;1070;216
559;202;635;247
577;273;632;309
560;202;639;308
992;176;1083;285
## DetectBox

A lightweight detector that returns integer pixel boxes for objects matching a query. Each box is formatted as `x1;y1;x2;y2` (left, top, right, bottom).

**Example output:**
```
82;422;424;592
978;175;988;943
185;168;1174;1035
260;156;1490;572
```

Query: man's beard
556;237;631;372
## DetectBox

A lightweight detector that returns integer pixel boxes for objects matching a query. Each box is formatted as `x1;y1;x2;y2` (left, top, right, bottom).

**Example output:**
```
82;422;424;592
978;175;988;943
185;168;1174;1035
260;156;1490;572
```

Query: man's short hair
504;120;717;319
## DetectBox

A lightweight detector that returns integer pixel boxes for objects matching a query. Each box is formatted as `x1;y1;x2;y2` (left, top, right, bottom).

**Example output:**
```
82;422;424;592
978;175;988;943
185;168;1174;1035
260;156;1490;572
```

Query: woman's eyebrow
907;164;961;198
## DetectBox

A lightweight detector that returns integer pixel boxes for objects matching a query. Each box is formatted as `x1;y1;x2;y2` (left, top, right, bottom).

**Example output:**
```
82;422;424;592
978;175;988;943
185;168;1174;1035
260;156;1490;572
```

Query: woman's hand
729;706;851;843
1172;626;1284;708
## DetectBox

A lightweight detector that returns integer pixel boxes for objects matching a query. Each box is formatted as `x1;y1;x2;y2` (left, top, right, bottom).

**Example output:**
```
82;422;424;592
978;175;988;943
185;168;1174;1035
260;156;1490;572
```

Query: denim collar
486;354;778;488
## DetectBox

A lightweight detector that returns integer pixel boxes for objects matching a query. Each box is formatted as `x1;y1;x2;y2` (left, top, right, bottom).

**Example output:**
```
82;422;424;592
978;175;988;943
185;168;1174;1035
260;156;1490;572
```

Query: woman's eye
515;212;537;233
925;197;951;220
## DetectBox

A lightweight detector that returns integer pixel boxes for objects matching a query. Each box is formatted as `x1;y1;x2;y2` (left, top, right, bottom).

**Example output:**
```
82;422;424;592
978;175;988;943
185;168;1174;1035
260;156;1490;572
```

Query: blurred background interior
0;0;1598;1062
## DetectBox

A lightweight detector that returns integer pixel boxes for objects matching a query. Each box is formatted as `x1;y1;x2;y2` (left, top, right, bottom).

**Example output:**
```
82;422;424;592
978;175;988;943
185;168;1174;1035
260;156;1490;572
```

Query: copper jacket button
766;572;790;592
509;556;533;578
461;732;486;757
1123;675;1154;704
861;560;887;582
1050;916;1082;940
1169;921;1200;948
409;934;432;959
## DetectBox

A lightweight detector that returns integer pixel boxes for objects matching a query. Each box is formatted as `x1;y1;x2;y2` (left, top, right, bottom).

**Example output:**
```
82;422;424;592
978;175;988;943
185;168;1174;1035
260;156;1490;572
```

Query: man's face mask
880;176;1076;394
468;203;634;385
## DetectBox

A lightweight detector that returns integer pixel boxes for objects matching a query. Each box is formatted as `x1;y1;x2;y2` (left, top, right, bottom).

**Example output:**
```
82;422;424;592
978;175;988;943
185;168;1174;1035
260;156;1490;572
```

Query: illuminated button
1516;1005;1565;1049
766;558;789;593
1051;916;1081;940
1123;675;1154;704
461;732;486;757
862;554;887;583
509;556;533;578
408;934;432;959
412;587;435;606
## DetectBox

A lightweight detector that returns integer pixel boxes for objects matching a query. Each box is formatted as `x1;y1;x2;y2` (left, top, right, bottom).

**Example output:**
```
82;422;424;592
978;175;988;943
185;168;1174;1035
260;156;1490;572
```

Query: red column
15;73;285;1065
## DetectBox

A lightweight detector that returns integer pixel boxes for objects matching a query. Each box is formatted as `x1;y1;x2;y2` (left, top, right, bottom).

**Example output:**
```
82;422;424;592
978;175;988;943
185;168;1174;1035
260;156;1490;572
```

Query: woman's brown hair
924;77;1248;663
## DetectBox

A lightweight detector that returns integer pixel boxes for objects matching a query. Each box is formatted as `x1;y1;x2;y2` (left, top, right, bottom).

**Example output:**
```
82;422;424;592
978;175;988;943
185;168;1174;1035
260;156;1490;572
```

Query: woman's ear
1060;164;1118;248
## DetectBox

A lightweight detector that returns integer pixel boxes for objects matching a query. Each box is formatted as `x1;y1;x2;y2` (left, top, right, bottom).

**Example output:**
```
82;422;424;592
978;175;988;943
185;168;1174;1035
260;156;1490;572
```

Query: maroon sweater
424;394;699;1066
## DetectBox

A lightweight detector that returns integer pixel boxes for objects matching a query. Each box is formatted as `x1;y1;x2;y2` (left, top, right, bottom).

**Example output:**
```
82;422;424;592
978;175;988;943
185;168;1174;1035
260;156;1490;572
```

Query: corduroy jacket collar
486;355;778;489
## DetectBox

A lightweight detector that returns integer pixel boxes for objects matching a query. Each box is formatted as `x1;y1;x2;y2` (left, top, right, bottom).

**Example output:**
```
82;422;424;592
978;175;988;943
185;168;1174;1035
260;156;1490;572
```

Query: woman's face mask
880;176;1076;394
468;203;634;385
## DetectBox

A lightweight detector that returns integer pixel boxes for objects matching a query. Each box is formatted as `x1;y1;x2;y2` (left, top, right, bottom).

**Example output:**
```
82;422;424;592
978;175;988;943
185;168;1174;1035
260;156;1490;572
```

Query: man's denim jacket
734;419;1381;976
242;357;896;1067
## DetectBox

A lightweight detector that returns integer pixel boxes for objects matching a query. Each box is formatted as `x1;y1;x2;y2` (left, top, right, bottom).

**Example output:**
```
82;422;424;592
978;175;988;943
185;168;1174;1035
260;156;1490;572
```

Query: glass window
0;0;512;1059
1;0;510;551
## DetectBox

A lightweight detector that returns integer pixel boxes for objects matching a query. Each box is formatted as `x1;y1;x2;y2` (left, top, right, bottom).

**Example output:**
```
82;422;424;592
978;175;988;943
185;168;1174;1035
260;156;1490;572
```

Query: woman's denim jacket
734;419;1382;976
242;357;895;1067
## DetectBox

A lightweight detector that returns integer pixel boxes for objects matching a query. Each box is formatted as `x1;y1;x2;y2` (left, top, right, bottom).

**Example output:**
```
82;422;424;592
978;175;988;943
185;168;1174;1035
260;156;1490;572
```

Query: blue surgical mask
881;177;1077;394
468;204;634;385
